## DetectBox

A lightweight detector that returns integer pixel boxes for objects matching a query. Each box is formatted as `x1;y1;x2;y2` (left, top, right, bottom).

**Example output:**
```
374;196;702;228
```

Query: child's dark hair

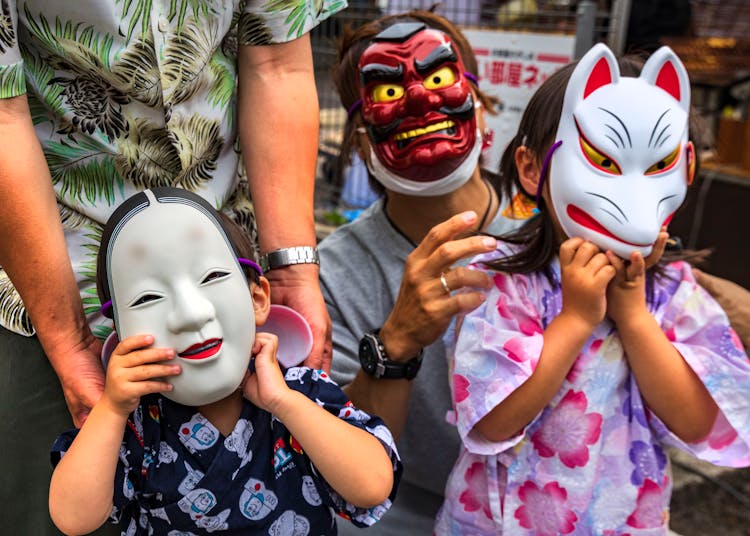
485;53;704;278
96;188;261;317
332;8;500;195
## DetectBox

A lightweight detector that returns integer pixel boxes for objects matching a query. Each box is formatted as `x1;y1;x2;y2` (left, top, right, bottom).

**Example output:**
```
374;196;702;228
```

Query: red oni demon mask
358;22;480;195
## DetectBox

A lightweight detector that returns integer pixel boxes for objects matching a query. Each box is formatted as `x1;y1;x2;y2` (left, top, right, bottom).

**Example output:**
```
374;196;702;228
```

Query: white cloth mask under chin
548;43;694;259
366;130;483;196
106;190;255;406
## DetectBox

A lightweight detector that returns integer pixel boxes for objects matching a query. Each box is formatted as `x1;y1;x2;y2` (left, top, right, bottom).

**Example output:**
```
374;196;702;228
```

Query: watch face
359;337;378;375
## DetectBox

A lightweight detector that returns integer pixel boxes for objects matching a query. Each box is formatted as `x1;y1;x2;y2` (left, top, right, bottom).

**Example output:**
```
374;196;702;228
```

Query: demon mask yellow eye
371;84;404;103
645;145;680;175
580;136;621;174
423;67;456;90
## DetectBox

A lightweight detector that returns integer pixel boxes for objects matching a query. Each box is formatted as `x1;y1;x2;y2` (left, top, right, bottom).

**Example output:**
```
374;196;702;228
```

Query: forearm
238;36;318;252
0;97;94;365
619;312;718;442
344;372;413;440
273;390;393;507
475;312;593;442
49;400;126;534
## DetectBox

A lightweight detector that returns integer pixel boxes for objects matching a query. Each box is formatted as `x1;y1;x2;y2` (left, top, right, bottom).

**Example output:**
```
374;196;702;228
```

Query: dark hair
332;8;500;194
96;187;261;317
485;54;703;279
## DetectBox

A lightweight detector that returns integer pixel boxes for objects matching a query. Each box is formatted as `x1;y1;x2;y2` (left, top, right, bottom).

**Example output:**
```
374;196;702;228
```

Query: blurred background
310;0;750;294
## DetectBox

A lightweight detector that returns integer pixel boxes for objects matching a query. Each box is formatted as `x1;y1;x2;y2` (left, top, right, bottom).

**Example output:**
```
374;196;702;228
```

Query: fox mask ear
639;46;691;112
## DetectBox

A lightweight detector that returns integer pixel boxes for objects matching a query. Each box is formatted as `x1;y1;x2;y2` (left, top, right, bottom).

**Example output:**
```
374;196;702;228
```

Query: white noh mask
547;44;695;259
103;188;255;406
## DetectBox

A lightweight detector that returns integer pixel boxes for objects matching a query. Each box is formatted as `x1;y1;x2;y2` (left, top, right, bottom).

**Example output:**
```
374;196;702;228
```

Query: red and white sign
463;30;575;171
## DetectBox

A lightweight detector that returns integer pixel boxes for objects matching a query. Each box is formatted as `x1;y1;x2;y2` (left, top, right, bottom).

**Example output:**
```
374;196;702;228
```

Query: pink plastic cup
259;304;313;368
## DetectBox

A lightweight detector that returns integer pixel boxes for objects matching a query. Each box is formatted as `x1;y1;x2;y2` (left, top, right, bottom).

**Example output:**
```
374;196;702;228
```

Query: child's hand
241;332;290;414
103;334;179;417
559;238;616;328
605;250;649;326
643;226;669;269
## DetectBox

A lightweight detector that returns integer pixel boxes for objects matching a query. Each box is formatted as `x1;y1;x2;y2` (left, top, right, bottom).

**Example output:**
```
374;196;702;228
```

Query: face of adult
358;22;479;192
548;44;694;259
107;192;255;406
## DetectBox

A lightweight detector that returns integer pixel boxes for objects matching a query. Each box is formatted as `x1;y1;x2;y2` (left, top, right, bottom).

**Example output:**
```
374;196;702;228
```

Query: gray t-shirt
320;196;527;535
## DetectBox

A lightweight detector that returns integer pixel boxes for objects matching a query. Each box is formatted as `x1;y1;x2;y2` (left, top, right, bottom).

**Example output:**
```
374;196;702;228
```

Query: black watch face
359;338;378;375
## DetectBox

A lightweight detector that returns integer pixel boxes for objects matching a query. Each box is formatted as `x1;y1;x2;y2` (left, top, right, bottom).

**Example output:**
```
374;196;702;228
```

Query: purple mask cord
535;140;563;206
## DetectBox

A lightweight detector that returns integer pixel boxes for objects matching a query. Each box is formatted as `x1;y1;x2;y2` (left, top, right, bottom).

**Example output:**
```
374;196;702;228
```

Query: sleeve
50;426;139;526
649;262;750;466
240;0;347;45
0;0;26;98
449;267;546;456
284;367;403;528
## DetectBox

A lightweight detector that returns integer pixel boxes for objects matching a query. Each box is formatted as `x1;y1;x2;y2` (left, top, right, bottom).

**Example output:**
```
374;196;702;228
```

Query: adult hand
693;268;750;349
379;211;498;361
44;331;106;428
265;263;332;372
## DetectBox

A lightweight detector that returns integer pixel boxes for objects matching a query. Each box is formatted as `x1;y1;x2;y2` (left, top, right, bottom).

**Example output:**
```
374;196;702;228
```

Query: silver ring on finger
440;272;452;295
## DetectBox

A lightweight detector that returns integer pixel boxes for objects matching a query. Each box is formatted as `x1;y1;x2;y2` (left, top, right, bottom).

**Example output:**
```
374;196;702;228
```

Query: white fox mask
548;43;695;259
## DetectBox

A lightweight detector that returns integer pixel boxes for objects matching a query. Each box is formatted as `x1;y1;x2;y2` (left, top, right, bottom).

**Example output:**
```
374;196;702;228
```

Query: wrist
378;323;423;363
266;388;302;421
610;307;652;331
259;246;319;273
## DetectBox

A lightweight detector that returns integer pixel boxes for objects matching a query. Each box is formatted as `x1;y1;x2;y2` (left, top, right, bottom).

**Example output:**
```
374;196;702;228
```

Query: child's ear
515;145;542;197
251;277;271;327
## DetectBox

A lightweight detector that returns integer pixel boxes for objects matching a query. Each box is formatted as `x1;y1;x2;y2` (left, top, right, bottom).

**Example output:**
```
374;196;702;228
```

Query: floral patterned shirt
435;251;750;535
0;0;345;338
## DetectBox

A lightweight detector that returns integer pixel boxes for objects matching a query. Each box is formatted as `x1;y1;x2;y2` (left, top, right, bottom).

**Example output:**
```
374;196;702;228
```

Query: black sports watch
358;329;423;380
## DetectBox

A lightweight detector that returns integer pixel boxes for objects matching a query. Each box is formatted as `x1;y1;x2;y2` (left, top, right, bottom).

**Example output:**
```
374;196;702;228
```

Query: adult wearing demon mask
319;11;533;534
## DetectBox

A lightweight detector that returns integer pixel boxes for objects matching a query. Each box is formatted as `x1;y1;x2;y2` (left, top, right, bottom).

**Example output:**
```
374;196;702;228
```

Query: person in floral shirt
0;1;345;534
435;44;750;535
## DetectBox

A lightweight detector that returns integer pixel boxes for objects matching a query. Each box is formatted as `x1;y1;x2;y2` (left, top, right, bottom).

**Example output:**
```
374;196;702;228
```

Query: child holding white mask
434;45;750;535
49;188;400;535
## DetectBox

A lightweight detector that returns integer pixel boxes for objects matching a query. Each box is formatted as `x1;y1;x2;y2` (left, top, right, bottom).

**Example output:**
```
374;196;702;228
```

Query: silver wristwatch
259;246;320;272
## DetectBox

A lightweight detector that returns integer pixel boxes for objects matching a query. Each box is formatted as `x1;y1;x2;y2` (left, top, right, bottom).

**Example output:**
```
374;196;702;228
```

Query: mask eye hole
423;66;456;90
129;293;163;308
645;145;680;175
200;270;231;285
371;84;404;103
580;136;621;175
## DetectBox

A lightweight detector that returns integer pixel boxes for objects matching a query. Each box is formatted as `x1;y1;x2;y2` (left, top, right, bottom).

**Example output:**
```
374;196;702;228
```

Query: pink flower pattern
531;390;602;468
515;481;577;535
435;259;750;535
459;462;492;521
626;479;666;529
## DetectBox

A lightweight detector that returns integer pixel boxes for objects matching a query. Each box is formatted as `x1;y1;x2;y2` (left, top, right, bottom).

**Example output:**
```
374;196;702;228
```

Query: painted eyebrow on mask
415;43;457;75
360;63;404;85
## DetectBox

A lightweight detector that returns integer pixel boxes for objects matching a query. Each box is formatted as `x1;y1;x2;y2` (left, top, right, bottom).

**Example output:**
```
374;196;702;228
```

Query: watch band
360;330;423;380
259;246;319;272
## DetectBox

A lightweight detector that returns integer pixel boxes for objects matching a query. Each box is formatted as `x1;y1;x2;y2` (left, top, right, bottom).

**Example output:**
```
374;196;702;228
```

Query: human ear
515;145;542;197
251;277;271;326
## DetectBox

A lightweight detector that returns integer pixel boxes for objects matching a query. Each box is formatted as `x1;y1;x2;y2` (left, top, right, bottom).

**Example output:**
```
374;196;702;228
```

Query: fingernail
462;211;477;223
482;237;496;248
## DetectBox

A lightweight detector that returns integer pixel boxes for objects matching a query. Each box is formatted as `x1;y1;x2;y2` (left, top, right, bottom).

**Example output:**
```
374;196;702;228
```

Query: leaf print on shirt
111;35;162;108
23;6;130;141
169;115;223;190
0;273;34;336
115;118;182;188
531;389;602;468
161;19;218;107
0;0;14;53
238;12;274;45
514;481;577;535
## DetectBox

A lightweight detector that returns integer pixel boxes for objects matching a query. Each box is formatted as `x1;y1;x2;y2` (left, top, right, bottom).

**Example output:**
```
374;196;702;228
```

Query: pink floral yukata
435;250;750;536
